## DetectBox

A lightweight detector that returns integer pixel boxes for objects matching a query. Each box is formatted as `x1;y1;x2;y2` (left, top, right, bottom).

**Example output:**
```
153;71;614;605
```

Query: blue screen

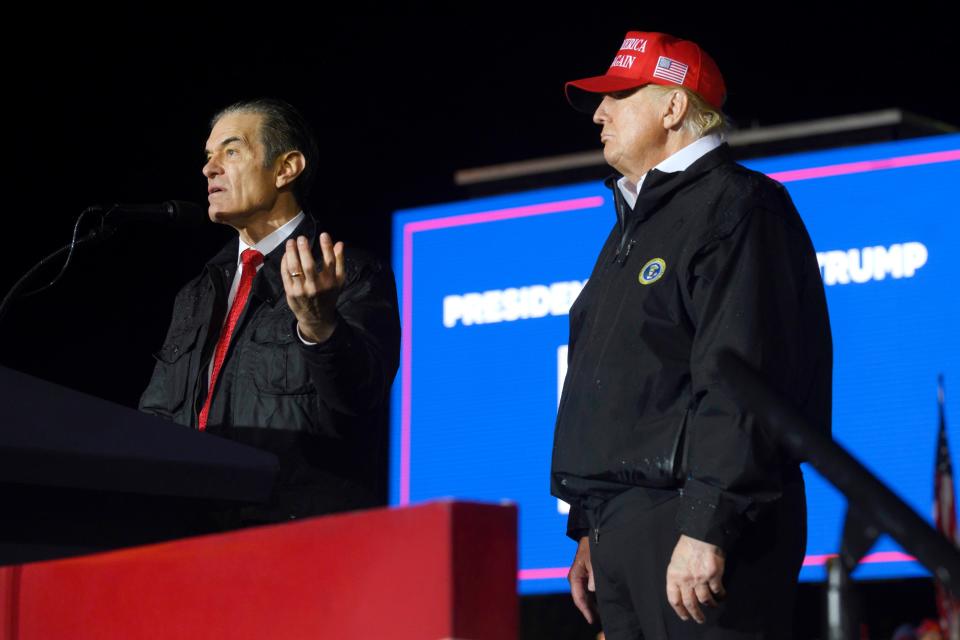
390;134;960;594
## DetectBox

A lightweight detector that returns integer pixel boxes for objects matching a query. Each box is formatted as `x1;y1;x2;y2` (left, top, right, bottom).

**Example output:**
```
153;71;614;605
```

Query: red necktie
198;248;264;431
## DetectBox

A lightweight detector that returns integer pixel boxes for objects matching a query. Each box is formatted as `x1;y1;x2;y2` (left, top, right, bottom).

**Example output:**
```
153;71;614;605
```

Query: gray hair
211;98;319;207
647;84;731;139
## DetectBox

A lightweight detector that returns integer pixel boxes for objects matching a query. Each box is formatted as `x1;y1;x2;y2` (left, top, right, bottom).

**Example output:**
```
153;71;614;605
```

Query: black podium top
0;365;277;503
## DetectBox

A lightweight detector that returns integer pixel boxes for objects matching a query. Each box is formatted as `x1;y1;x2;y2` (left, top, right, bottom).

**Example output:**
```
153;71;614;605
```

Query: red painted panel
8;501;516;640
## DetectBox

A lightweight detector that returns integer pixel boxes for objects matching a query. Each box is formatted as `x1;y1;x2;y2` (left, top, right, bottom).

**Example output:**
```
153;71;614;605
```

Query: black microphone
0;200;208;326
93;200;206;224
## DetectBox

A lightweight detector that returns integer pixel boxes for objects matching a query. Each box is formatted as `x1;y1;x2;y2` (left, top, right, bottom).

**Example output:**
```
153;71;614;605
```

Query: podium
0;365;278;564
0;500;518;640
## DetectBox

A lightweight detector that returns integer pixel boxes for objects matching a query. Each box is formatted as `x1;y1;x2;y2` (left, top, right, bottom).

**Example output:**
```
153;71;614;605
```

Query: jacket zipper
610;186;642;266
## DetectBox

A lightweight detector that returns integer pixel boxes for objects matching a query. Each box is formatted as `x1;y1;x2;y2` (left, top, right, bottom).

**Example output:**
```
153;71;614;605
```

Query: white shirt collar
237;211;305;262
616;133;724;209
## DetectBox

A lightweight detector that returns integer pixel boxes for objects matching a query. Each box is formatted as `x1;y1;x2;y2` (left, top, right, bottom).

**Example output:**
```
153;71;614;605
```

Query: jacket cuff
292;316;348;353
566;503;591;542
675;478;753;549
296;322;318;345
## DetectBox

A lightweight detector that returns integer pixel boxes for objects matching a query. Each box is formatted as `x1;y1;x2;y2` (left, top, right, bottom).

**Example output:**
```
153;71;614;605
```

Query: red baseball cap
565;31;727;112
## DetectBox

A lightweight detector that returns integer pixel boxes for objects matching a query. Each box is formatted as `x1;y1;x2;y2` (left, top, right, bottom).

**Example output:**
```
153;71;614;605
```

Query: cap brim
564;75;649;113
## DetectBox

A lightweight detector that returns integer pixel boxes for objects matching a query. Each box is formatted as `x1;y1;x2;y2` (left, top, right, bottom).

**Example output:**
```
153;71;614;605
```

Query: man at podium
139;98;400;526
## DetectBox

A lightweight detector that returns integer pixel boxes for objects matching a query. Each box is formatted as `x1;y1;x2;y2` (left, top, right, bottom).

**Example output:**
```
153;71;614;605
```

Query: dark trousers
588;478;807;639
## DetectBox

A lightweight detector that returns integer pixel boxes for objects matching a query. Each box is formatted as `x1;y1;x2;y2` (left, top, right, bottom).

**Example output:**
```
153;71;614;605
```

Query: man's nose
592;98;610;125
202;157;221;179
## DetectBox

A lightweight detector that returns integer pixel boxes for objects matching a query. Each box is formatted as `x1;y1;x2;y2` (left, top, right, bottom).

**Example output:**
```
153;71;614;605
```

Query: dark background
2;12;956;637
3;12;957;403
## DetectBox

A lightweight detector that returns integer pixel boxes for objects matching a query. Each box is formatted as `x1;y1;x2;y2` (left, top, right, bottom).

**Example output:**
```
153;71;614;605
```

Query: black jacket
550;142;832;548
140;214;401;520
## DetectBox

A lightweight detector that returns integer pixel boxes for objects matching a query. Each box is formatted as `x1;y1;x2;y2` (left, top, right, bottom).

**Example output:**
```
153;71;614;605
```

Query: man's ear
662;90;690;131
276;150;306;189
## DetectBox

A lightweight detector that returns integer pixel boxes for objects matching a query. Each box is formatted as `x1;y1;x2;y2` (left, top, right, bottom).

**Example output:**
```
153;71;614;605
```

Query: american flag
652;56;689;85
934;375;960;640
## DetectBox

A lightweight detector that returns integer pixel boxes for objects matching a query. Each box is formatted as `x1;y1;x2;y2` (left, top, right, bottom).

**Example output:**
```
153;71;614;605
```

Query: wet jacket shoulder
551;142;832;548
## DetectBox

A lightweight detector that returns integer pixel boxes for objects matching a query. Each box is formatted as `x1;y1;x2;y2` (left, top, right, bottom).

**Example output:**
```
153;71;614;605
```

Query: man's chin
602;147;621;171
208;208;235;224
208;209;256;234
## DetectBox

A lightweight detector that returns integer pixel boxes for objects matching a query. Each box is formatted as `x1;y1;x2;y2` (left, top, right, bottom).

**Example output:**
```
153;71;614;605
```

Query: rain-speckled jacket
140;214;400;520
550;142;832;548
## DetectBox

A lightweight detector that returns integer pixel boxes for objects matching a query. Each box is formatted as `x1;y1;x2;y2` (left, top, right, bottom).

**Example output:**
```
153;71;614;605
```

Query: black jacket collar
605;141;733;229
205;214;321;307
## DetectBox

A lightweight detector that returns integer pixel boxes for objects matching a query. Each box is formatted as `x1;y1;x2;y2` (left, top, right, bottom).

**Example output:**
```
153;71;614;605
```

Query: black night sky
1;12;957;636
3;11;957;409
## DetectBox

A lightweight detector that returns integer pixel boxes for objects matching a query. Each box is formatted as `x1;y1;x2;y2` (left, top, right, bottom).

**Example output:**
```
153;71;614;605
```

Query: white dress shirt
208;211;306;383
616;133;724;209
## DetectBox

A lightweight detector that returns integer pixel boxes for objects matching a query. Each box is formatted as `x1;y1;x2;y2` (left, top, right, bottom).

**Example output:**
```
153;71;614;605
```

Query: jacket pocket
247;321;313;396
154;325;200;365
598;413;690;488
143;324;201;415
668;407;691;483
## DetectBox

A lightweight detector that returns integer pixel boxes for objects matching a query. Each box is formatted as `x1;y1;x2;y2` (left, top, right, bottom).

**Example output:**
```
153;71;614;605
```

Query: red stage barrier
0;501;517;639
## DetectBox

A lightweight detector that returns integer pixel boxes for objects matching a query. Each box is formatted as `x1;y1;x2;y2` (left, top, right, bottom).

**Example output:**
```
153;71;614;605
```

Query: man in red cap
550;31;832;638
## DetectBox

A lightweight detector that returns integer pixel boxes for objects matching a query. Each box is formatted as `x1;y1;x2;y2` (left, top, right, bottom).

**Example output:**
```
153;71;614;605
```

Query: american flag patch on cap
652;56;689;85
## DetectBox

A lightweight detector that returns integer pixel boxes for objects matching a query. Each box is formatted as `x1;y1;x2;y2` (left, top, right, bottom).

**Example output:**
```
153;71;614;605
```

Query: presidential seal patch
639;258;666;285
